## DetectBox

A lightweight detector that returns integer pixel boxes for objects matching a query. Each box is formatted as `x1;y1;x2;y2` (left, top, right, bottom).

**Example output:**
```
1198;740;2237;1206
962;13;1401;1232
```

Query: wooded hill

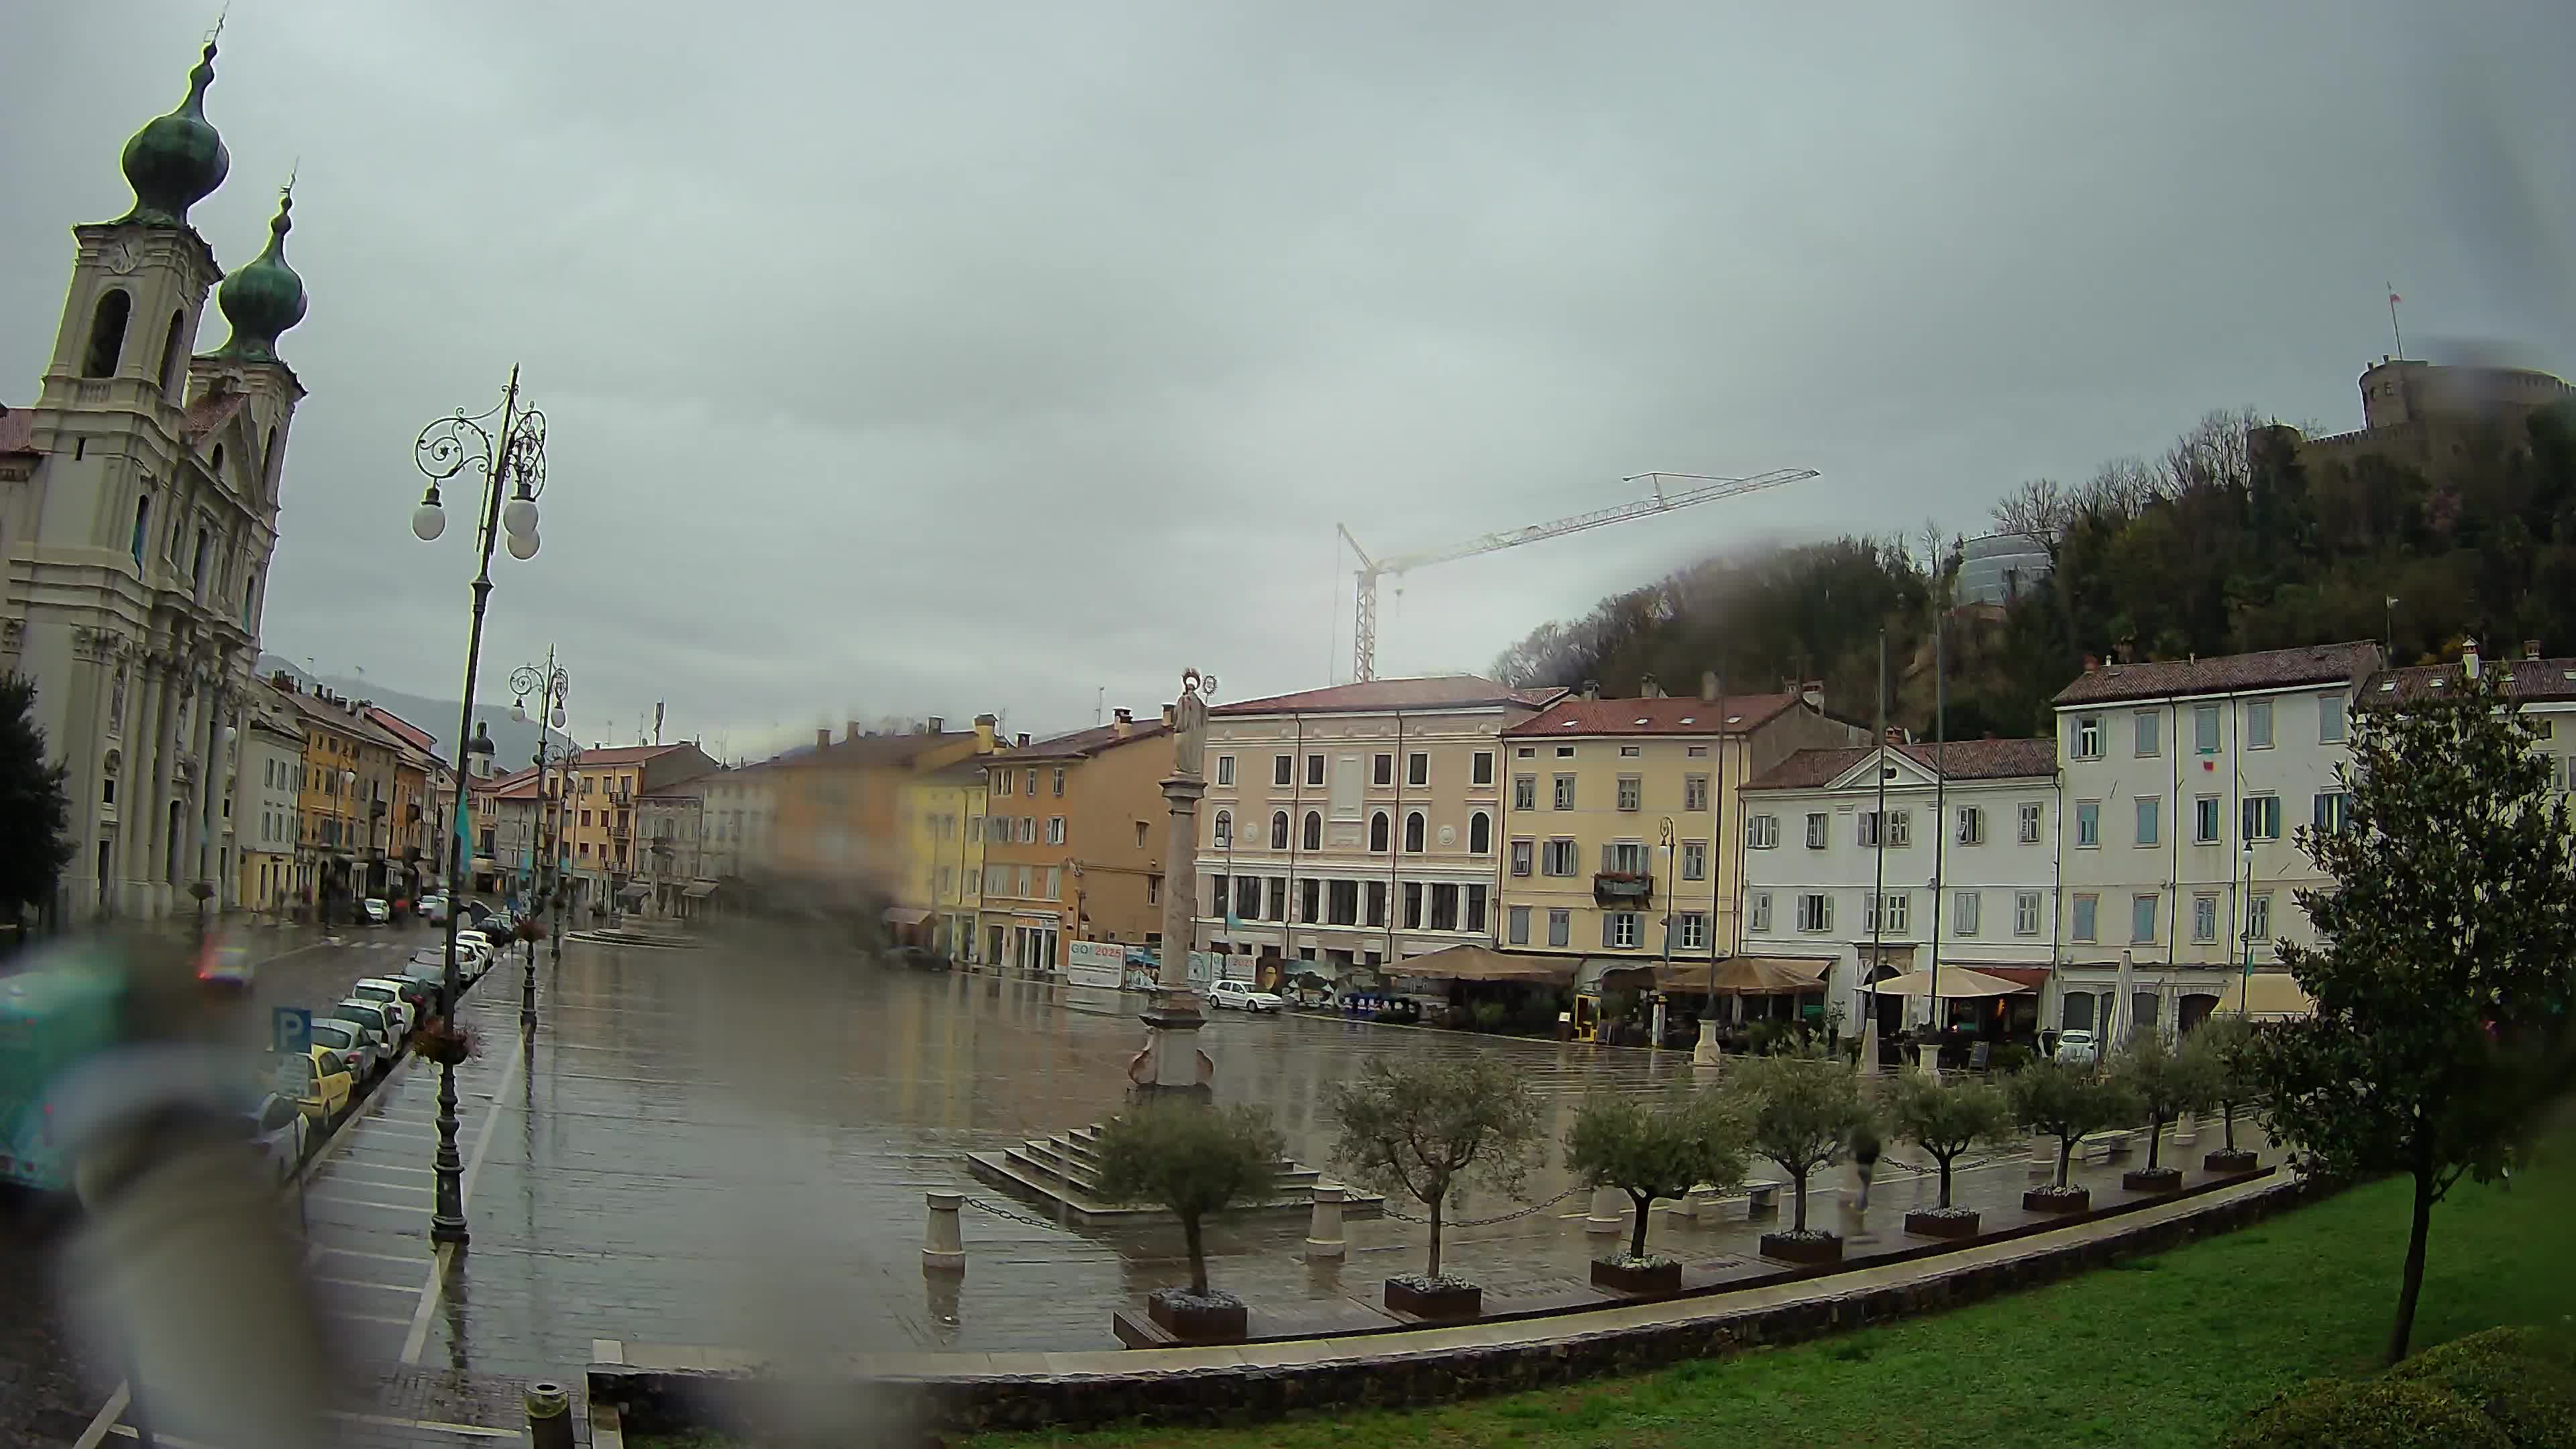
1491;398;2576;740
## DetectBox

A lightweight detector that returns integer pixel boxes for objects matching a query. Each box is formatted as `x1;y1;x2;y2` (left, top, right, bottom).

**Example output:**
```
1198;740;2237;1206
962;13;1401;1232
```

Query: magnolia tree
1326;1057;1543;1283
2110;1032;2219;1173
1885;1074;2013;1210
1564;1091;1747;1262
2245;666;2576;1364
1726;1047;1874;1234
2007;1060;2138;1191
1094;1100;1285;1299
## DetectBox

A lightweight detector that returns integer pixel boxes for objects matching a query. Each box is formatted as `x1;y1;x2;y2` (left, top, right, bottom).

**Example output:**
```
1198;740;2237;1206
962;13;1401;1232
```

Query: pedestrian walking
1852;1121;1883;1212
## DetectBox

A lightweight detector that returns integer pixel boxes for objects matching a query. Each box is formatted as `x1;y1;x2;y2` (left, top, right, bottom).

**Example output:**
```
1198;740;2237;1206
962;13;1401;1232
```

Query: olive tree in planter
1885;1073;2013;1238
2110;1030;2220;1193
2192;1016;2263;1173
2006;1059;2139;1214
1564;1090;1746;1295
1725;1047;1874;1265
1325;1056;1542;1320
1093;1099;1285;1343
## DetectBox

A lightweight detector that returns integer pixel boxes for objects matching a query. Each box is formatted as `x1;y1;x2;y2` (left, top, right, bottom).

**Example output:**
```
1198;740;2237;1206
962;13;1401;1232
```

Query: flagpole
2387;284;2404;360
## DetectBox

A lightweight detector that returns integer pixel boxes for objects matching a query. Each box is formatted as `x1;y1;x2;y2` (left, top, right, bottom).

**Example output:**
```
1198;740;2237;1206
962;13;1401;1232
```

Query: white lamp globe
411;501;445;541
502;496;539;539
506;529;540;561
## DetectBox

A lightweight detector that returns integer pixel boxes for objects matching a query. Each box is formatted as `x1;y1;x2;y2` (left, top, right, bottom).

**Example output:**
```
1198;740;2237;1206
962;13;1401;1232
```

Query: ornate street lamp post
511;653;570;1033
409;367;549;1247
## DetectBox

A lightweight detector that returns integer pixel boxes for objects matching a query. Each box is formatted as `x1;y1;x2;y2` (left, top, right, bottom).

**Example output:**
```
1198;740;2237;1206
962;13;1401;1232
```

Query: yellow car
270;1046;354;1124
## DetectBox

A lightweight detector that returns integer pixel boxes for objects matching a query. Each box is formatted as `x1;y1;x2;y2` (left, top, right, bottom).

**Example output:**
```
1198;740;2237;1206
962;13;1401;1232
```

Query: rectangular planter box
2023;1187;2091;1214
1902;1209;1981;1240
1384;1279;1483;1320
1589;1257;1683;1295
1758;1232;1844;1266
2204;1148;2259;1175
1145;1289;1247;1344
2123;1167;2184;1194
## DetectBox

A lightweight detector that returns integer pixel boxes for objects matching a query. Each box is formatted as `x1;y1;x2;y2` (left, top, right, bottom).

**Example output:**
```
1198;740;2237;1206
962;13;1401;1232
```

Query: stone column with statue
1128;668;1218;1099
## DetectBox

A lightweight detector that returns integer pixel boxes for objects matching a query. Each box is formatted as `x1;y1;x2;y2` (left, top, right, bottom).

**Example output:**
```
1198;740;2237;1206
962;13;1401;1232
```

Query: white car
2054;1029;2099;1066
305;1017;379;1079
419;893;451;924
241;1092;308;1184
360;898;390;925
1208;980;1285;1014
350;978;421;1037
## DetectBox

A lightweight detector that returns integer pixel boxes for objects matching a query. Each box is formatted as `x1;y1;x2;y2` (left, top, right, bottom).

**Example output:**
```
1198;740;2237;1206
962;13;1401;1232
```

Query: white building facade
2050;642;2381;1038
1738;738;2061;1036
1191;676;1560;977
233;696;303;912
0;40;311;921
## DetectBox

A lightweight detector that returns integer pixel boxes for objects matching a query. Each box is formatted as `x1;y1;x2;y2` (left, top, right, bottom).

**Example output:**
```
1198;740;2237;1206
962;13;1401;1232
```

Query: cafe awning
2218;971;2315;1020
1395;944;1578;985
616;883;650;903
680;879;720;900
1868;966;2032;998
1598;955;1831;994
882;906;934;926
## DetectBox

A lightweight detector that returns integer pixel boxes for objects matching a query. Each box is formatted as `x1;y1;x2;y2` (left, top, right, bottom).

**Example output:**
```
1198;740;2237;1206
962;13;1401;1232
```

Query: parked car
2053;1028;2098;1066
305;1017;379;1081
419;893;451;924
196;939;254;994
360;898;391;925
329;1000;400;1063
368;973;436;1018
239;1091;308;1184
347;979;418;1038
270;1046;354;1124
1208;979;1285;1014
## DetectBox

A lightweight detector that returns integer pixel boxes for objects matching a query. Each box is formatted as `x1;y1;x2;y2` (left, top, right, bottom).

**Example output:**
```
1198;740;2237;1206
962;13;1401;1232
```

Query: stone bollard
1585;1185;1625;1235
923;1191;966;1273
524;1381;574;1449
2174;1110;2199;1148
1304;1182;1347;1260
2029;1133;2057;1178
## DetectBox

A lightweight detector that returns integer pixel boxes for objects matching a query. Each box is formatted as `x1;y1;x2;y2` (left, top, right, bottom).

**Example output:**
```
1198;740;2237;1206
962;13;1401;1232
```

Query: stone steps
967;1122;1381;1228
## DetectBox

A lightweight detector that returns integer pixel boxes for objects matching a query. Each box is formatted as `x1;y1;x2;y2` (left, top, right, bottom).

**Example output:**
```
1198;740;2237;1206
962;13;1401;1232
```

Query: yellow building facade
897;757;988;958
1495;683;1868;971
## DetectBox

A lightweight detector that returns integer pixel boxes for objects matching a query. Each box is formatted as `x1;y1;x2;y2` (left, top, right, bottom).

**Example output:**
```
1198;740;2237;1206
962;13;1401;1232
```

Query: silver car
330;1000;400;1061
345;980;415;1038
305;1016;378;1079
240;1092;307;1185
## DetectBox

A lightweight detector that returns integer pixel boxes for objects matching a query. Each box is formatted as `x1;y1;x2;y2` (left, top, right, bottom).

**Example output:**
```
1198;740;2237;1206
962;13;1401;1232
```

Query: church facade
0;37;312;921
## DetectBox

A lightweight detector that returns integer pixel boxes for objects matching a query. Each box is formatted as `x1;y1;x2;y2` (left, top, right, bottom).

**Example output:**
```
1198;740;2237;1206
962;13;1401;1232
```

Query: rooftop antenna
1095;686;1104;727
2387;284;2406;360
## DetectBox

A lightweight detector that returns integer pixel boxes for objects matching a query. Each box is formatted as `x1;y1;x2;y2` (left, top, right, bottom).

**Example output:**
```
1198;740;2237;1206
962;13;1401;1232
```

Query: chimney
2114;635;2136;665
2463;637;2480;680
2082;653;2100;674
1801;679;1825;710
816;727;831;749
1700;671;1719;702
974;713;997;753
1581;680;1601;701
2526;639;2543;661
845;718;865;742
1639;672;1664;698
1014;732;1031;748
1161;704;1176;728
926;715;945;734
1112;706;1133;739
1884;726;1904;745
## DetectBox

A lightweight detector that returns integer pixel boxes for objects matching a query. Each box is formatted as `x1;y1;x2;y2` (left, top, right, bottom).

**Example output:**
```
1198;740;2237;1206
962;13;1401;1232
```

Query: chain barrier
1374;1182;1587;1229
962;1195;1068;1231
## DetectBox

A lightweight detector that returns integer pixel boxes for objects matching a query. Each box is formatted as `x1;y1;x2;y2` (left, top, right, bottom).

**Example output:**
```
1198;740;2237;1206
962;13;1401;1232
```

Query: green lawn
970;1132;2576;1449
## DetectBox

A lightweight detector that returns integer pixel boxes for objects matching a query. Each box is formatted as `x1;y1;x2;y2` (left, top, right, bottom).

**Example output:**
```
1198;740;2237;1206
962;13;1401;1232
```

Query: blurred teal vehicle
0;941;129;1194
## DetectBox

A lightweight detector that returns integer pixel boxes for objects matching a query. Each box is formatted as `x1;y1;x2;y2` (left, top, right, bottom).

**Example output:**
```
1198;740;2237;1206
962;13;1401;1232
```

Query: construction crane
1337;468;1819;682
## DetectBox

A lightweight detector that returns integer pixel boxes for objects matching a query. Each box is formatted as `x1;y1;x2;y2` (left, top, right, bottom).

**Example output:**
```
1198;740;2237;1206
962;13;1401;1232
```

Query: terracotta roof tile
1744;737;2057;792
778;730;977;769
1502;693;1799;739
181;391;246;443
2367;656;2576;706
2051;642;2381;706
1212;675;1562;717
0;405;36;456
998;720;1171;761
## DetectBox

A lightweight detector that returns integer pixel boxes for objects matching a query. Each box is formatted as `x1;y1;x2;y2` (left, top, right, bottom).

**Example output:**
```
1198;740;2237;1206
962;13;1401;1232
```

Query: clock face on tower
103;240;138;275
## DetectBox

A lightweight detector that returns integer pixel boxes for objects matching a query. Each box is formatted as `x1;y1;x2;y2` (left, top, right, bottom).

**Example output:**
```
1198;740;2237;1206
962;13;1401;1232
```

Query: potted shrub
2194;1016;2262;1173
1092;1099;1285;1343
413;1018;479;1067
1886;1073;2013;1238
1727;1046;1874;1265
1326;1057;1542;1320
1564;1090;1746;1295
2110;1030;2219;1192
2007;1059;2138;1214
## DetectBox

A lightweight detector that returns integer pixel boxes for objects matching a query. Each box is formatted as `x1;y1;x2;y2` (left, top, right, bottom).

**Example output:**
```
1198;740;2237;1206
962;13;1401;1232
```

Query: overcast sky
5;4;2571;760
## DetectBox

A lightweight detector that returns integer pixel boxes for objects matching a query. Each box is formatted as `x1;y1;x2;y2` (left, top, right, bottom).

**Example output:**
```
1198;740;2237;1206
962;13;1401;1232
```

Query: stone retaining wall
592;1173;2342;1439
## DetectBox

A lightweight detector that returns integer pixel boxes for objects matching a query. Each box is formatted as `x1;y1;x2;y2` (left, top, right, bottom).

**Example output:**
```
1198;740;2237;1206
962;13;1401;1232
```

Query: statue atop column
1128;667;1220;1099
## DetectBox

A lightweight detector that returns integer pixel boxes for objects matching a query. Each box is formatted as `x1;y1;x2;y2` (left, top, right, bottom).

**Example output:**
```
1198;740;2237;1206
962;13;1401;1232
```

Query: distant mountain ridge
256;653;570;771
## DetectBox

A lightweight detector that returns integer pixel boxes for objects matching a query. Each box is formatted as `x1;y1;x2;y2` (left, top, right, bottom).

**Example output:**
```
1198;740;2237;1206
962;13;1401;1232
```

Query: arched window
1269;810;1289;849
1368;811;1389;853
1469;811;1492;855
1301;810;1321;851
262;426;280;495
1404;811;1426;853
1212;810;1231;849
158;311;187;396
83;290;132;378
210;443;225;480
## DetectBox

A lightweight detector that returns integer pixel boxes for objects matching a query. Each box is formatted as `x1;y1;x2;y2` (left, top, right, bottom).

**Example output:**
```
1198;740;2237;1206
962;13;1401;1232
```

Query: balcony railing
1593;871;1654;906
608;824;631;841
